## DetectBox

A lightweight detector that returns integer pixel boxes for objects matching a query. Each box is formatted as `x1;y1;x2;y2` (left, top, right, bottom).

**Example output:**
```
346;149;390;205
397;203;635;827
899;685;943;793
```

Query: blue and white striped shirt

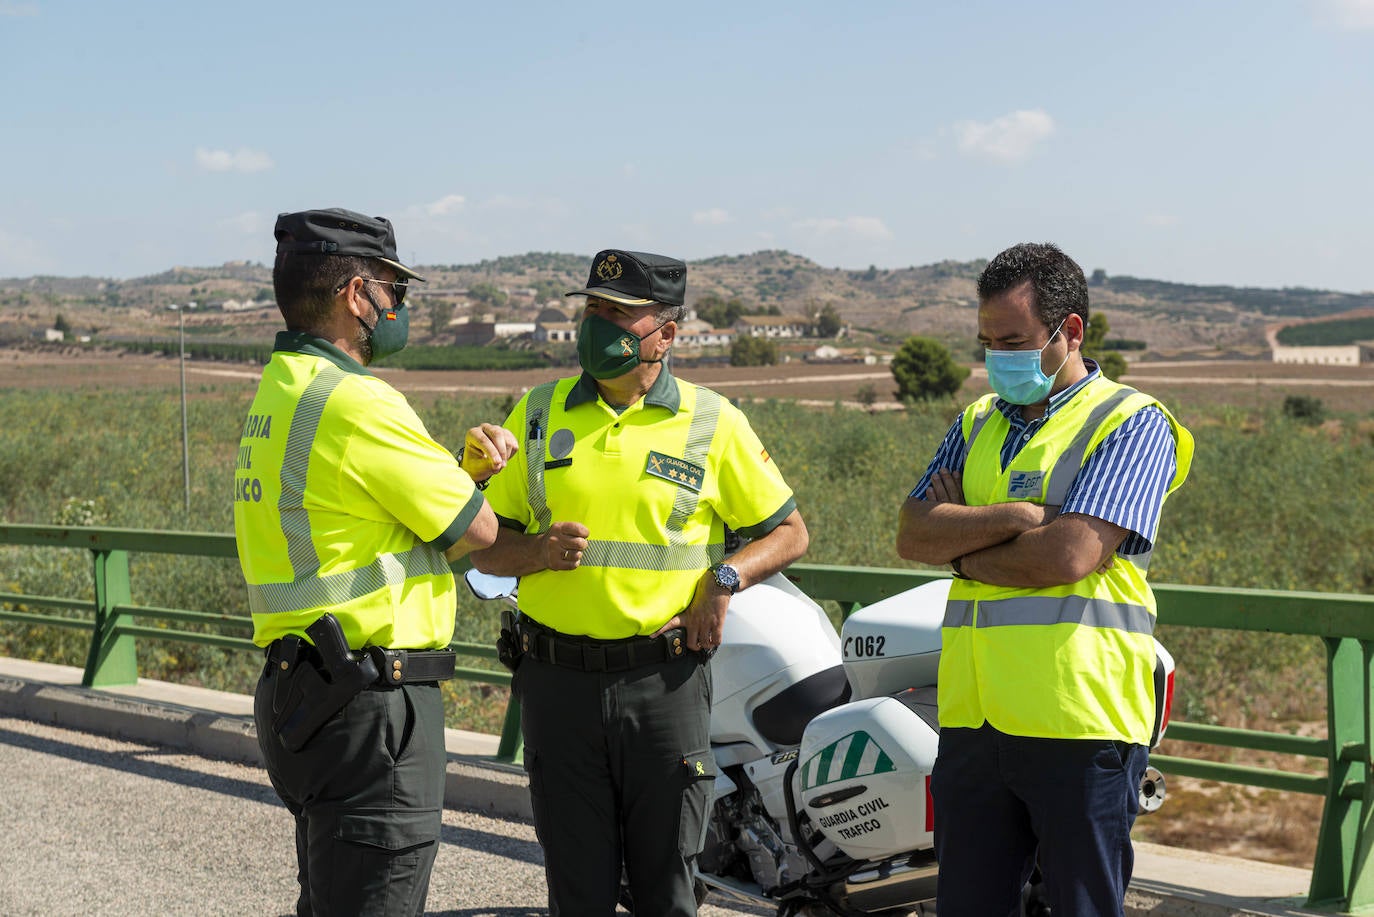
908;365;1178;556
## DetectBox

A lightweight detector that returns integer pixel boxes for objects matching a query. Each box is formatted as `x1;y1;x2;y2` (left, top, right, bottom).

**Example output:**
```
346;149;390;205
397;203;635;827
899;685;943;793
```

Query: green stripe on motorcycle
801;731;895;790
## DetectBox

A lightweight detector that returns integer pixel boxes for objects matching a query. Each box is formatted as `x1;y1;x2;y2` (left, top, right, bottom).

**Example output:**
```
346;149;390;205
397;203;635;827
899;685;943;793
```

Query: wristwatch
710;562;741;594
455;445;489;490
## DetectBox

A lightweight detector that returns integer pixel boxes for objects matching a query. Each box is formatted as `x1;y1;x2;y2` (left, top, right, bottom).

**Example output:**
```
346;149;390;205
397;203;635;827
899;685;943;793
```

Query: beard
354;318;374;365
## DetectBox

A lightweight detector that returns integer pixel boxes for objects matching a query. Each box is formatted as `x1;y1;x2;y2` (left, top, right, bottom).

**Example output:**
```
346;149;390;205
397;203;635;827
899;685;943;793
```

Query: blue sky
2;1;1371;291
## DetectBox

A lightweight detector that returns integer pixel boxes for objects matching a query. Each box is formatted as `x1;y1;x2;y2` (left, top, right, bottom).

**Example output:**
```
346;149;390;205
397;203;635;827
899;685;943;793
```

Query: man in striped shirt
897;242;1192;917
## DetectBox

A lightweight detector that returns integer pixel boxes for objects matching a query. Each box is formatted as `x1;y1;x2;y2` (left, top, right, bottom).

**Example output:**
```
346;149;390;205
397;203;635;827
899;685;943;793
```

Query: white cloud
1312;0;1374;29
692;208;732;226
0;3;39;17
424;194;466;217
194;147;274;173
794;216;894;241
953;109;1055;163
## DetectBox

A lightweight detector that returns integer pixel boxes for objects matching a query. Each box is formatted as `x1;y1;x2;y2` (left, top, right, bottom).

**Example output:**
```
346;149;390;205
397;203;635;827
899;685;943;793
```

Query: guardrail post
495;695;523;765
1344;638;1374;910
1309;636;1374;911
82;548;137;687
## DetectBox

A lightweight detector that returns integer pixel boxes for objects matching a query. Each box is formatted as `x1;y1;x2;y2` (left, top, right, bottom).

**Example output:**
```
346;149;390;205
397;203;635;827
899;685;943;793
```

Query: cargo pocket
329;808;441;913
334;806;441;852
678;749;717;857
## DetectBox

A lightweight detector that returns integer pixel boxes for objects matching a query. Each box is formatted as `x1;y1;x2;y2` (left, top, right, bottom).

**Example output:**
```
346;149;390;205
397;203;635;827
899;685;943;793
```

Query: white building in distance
1271;345;1366;365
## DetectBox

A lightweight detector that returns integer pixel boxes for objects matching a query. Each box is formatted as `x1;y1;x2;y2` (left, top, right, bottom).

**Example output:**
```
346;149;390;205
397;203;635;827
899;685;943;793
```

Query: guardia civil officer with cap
235;207;518;916
471;249;809;916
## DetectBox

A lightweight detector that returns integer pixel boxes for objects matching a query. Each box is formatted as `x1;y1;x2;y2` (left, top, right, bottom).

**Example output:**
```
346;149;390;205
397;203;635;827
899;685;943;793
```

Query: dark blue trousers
930;723;1148;917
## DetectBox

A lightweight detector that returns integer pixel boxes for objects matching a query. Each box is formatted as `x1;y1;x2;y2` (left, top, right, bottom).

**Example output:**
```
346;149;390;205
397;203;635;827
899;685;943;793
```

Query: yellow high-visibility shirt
482;369;796;639
234;332;484;650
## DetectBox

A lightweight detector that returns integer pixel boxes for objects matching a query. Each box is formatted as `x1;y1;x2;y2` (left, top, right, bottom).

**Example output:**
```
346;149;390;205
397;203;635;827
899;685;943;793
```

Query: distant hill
4;252;1373;357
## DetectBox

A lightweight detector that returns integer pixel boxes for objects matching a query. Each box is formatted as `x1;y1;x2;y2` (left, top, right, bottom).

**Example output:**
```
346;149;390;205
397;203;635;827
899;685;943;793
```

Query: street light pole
174;304;190;514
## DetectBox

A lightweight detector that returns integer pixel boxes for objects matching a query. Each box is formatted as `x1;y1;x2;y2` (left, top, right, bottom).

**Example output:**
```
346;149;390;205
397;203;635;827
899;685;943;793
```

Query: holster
269;613;380;752
496;609;524;673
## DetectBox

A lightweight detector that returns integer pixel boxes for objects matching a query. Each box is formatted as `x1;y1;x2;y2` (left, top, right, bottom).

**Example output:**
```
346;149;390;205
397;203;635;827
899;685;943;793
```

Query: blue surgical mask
984;320;1069;405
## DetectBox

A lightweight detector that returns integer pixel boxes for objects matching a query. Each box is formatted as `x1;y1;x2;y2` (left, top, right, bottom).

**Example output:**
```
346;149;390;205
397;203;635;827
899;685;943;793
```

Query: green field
2;379;1371;733
1276;316;1374;346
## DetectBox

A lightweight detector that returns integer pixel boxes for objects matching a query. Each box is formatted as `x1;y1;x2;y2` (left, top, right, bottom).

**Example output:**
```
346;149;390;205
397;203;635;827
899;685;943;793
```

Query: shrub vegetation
2;382;1371;739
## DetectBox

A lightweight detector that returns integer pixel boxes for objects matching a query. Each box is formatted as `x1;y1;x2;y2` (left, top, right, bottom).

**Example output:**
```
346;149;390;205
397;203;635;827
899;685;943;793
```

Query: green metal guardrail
2;527;1373;911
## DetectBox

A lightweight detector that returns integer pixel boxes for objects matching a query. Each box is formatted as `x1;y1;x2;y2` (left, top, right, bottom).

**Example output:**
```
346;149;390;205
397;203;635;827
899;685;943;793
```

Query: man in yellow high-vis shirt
472;249;809;917
897;242;1192;917
235;208;517;917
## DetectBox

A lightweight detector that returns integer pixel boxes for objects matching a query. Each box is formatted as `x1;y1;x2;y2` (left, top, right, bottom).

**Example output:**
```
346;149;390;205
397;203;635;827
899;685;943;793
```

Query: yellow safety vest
234;333;484;650
938;378;1193;744
482;370;796;639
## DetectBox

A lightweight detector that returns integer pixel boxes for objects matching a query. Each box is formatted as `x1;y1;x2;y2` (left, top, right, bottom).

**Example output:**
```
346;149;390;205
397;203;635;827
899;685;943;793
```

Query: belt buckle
582;644;606;672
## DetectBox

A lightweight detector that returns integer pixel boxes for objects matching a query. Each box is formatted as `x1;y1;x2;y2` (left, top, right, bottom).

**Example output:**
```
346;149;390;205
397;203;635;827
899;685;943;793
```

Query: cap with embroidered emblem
566;249;685;307
274;208;426;282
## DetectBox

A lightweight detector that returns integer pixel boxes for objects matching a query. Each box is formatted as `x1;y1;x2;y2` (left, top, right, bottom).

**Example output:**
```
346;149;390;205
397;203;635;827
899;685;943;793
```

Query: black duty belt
518;617;691;672
265;640;456;687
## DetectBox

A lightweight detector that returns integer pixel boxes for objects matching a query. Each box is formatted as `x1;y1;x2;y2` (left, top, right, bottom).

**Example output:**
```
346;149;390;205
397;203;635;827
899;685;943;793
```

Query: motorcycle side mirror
464;568;519;602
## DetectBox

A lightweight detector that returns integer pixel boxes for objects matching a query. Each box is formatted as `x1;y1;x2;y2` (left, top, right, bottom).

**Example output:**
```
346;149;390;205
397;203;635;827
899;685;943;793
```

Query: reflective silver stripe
253;366;452;616
964;402;997;448
664;387;720;541
580;540;724;571
248;544;453;615
1043;386;1139;507
524;382;558;533
1123;547;1154;571
279;367;345;577
976;595;1154;634
943;600;975;629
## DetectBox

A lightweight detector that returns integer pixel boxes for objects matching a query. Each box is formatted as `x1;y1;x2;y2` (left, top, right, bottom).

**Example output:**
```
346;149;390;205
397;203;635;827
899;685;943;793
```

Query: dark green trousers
254;664;446;917
518;652;713;917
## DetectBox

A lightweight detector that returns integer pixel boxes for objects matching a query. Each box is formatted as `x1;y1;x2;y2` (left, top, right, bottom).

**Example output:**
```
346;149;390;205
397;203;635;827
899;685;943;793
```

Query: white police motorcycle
466;570;1175;916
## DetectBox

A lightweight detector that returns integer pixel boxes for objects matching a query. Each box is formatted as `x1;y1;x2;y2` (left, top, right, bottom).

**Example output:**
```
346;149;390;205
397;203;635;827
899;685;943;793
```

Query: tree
531;278;564;303
1082;312;1128;380
891;336;969;402
427;301;455;338
467;281;508;309
53;313;72;335
1283;394;1325;426
730;335;778;367
815;303;843;338
697;293;747;328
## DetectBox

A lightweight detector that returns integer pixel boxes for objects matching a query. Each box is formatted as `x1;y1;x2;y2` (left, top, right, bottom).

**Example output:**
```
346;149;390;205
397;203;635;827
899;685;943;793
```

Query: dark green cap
566;249;685;307
274;208;425;282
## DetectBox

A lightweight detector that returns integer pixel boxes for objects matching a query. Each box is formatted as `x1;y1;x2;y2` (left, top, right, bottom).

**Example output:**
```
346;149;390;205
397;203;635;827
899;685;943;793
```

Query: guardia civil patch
1007;470;1044;500
646;451;704;492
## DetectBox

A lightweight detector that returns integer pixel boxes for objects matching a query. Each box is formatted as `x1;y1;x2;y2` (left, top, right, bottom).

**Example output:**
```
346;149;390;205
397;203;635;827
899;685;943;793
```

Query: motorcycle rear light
1160;669;1175;737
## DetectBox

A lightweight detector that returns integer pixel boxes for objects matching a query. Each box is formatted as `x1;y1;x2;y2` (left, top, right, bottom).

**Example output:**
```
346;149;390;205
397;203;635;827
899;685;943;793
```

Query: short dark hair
976;242;1089;332
654;302;686;326
272;250;379;332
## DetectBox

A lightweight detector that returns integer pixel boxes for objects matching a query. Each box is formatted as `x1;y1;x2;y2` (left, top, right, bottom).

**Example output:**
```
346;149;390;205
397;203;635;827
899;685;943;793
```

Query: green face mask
359;299;409;364
576;313;663;380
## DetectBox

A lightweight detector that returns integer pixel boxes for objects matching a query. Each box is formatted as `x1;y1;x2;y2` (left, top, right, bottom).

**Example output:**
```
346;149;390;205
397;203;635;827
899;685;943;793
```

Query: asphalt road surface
0;716;765;917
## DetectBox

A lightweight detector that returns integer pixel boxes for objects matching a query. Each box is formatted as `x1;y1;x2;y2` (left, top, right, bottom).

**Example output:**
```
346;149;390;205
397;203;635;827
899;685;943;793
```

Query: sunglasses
360;277;408;304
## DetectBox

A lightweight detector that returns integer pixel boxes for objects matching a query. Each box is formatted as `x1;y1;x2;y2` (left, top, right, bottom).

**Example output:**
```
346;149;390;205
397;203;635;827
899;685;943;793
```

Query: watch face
714;564;740;591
